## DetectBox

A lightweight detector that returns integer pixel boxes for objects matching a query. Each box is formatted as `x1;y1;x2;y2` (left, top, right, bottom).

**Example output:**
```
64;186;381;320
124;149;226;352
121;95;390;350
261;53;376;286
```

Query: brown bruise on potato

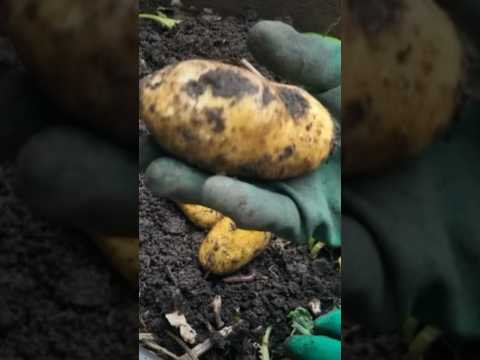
140;59;334;179
204;107;226;133
277;87;310;121
183;68;259;100
342;0;463;176
262;85;276;106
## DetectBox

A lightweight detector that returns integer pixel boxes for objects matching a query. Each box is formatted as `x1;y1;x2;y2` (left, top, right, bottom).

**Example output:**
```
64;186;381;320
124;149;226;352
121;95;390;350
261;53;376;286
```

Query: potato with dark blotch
93;235;138;288
177;203;224;230
140;60;334;180
343;0;463;176
198;217;272;274
4;0;137;148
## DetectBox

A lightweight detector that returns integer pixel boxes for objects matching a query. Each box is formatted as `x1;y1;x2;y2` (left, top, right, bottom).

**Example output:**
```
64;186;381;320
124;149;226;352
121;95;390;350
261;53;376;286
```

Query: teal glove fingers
140;134;165;173
248;21;341;92
204;163;340;246
316;86;341;121
286;335;340;360
145;157;209;204
144;144;340;245
15;126;137;235
313;309;342;339
286;309;341;360
201;175;303;238
144;155;303;239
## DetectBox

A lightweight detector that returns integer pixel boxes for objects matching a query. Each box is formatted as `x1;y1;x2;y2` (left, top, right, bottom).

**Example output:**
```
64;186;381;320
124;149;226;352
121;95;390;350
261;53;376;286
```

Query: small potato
343;0;463;176
4;0;137;148
177;202;224;230
140;59;334;180
198;217;272;274
93;235;138;288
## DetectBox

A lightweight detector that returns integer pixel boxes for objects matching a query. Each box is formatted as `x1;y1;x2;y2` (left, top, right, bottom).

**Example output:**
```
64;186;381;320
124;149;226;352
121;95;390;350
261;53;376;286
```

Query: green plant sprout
308;237;325;258
288;307;314;336
139;10;181;29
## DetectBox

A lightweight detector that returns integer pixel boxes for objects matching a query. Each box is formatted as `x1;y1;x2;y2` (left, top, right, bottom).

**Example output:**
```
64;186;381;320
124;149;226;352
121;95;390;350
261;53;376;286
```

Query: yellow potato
93;235;138;288
4;0;137;148
140;59;334;180
343;0;463;176
176;202;224;230
198;217;272;274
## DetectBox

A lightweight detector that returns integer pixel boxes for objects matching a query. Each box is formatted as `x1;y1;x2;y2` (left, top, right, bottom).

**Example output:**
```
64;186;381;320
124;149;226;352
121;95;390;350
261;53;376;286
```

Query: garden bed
138;3;341;359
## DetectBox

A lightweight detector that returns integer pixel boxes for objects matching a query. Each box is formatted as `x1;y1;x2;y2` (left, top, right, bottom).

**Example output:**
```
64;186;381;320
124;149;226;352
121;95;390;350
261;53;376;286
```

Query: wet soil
0;36;137;359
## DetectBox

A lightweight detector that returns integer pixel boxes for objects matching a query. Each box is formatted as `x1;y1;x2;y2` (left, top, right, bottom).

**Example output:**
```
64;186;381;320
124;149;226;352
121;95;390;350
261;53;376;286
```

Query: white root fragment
211;295;225;329
178;325;236;360
240;58;265;79
309;298;322;317
165;311;198;345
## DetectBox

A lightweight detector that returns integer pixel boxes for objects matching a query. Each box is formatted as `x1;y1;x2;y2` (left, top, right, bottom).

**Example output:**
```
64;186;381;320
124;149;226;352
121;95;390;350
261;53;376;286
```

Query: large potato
93;235;138;288
140;60;334;180
4;0;137;148
198;217;272;274
343;0;463;176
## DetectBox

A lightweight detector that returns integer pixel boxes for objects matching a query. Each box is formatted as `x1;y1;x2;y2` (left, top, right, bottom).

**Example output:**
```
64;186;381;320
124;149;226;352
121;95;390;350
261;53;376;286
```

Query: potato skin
198;217;272;274
93;235;138;288
177;203;224;230
140;60;334;179
4;0;137;148
343;0;463;176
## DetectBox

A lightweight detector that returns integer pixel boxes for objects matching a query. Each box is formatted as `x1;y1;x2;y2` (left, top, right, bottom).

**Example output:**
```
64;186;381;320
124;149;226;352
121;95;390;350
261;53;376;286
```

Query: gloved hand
141;21;341;246
0;67;137;237
343;98;480;338
286;309;341;360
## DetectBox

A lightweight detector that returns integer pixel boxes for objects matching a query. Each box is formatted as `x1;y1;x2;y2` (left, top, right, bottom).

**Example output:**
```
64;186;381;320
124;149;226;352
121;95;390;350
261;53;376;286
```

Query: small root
222;271;257;284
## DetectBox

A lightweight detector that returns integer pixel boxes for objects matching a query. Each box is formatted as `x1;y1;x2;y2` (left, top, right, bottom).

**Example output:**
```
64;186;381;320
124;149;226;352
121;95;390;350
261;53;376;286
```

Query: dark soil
139;188;340;359
0;37;137;359
138;3;480;360
138;4;341;359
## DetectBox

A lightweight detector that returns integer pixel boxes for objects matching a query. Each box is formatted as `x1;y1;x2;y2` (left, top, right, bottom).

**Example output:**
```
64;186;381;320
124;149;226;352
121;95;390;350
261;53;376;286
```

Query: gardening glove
0;68;137;236
286;309;341;360
343;98;480;338
141;21;341;246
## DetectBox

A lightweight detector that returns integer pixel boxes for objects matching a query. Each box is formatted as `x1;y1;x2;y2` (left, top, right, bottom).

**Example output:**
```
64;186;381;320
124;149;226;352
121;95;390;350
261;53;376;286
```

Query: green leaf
288;307;314;336
139;11;181;29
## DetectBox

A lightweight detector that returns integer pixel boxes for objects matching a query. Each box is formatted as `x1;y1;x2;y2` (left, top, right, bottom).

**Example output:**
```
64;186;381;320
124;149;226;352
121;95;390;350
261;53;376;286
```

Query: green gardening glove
141;21;341;246
342;0;480;339
0;68;137;236
286;309;341;360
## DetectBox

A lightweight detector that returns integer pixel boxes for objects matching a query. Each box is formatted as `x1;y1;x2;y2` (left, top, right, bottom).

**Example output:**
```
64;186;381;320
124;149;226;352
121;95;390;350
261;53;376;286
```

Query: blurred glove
141;21;341;246
343;99;480;338
286;309;341;360
0;68;137;236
